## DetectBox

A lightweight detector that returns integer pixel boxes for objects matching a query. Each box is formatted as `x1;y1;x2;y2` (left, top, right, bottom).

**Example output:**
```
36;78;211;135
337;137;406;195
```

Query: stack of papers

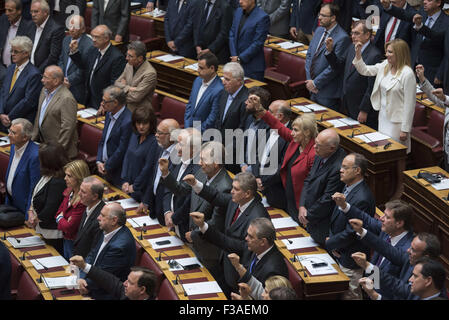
127;215;160;228
271;217;299;229
292;103;327;113
278;41;303;49
147;236;184;249
355;132;391;143
282;236;319;250
297;254;338;276
185;63;198;71
431;178;449;191
169;257;203;271
326;118;360;128
297;49;308;55
77;108;98;119
183;281;223;296
7;235;45;248
143;8;166;17
41;276;78;289
0;136;10;146
30;256;69;270
155;54;184;62
107;198;140;209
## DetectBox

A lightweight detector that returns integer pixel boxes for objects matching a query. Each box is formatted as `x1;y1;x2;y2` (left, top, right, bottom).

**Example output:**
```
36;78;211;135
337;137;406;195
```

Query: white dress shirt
2;18;21;66
195;75;216;108
7;141;29;195
31;16;50;65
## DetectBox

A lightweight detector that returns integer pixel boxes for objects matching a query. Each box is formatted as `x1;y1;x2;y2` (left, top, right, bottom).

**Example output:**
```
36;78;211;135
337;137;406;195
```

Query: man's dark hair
127;40;147;58
417;233;441;260
350;153;368;176
6;0;23;11
385;200;413;231
248;86;271;109
130;266;157;299
198;52;219;72
269;287;298;300
322;2;340;19
415;257;446;291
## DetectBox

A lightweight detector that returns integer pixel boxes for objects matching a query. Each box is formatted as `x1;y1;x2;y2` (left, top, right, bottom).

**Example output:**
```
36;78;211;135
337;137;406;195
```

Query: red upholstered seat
152;92;161;114
156;278;179;300
0;151;9;204
9;252;24;299
413;103;427;128
159;96;186;127
138;252;165;294
128;16;162;51
16;271;42;300
284;257;304;299
77;123;102;166
264;47;273;69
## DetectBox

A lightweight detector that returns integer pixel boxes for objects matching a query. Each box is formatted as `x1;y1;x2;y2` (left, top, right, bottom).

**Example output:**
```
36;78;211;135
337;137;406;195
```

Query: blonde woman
353;38;416;153
55;160;90;259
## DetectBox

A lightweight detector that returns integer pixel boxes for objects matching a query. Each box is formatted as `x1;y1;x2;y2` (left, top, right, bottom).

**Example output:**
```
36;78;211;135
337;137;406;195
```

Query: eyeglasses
101;99;115;104
11;50;24;54
318;13;333;18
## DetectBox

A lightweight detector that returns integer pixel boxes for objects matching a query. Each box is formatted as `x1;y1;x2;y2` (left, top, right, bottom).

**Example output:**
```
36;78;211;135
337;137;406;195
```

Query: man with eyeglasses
305;3;350;111
325;20;382;130
96;85;132;187
0;36;42;133
325;153;375;300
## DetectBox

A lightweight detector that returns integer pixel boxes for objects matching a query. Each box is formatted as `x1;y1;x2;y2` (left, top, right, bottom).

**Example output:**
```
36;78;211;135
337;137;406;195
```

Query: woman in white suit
353;39;416;153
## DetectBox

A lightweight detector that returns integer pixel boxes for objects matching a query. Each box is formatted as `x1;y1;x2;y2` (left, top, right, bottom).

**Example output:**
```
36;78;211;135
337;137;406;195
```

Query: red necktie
231;207;241;225
385;17;397;43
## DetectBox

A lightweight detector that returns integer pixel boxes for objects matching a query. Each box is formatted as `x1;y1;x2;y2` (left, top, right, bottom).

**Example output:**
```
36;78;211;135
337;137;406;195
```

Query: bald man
32;65;78;159
298;128;346;245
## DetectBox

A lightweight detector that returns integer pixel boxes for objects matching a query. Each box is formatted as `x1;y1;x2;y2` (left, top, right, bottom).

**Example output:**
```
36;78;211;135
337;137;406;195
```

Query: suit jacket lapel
13;143;31;181
40;88;62;127
94;45;111;74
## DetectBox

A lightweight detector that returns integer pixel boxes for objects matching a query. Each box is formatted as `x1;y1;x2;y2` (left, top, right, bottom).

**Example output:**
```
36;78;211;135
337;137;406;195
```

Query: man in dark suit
96;86;132;188
333;195;416;299
0;118;40;227
72;176;106;258
408;257;447;300
325;20;383;129
1;0;34;68
184;52;223;132
228;0;270;81
325;153;376;300
298;128;346;245
305;3;350;111
138;118;180;224
254;100;292;210
92;0;129;43
164;0;197;59
193;0;233;64
160;141;232;279
69;24;126;110
373;0;416;54
29;0;65;73
162;128;201;241
0;36;42;133
70;256;157;300
58;15;92;104
380;0;449;86
289;0;319;44
184;171;270;297
215;62;248;174
78;203;136;300
46;0;86;28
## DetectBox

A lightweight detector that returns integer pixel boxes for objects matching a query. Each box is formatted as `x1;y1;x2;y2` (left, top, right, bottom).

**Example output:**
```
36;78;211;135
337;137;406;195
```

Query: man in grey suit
159;141;233;281
58;15;93;104
305;3;350;111
92;0;130;43
183;171;269;298
256;0;291;38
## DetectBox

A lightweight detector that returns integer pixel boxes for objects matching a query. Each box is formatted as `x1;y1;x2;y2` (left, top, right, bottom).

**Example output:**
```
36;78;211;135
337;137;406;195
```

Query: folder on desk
127;215;160;228
326;118;360;128
30;256;69;270
183;281;223;296
271;217;299;229
107;198;139;209
41;275;78;289
355;132;391;143
0;136;10;146
292;103;327;113
77;108;98;119
282;236;319;250
7;235;46;248
278;41;303;49
185;63;198;71
156;54;184;62
431;178;449;191
297;254;338;276
147;236;184;249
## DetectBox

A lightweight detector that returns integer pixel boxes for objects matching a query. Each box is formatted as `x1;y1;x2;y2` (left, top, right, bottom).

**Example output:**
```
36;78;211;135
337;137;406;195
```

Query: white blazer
353;58;416;132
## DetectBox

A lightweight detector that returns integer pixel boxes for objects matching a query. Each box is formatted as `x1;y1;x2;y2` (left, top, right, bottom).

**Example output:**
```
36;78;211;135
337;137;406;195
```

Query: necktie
375;236;391;266
9;67;19;93
310;31;328;79
422;17;433;40
343;186;349;197
153;149;170;194
249;255;258;273
385;17;397;43
203;0;212;22
231;207;240;225
178;0;183;13
90;51;102;85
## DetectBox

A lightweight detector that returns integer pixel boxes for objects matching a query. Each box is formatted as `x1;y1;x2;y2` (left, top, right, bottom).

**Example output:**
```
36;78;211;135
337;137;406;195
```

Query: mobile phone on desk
156;240;171;246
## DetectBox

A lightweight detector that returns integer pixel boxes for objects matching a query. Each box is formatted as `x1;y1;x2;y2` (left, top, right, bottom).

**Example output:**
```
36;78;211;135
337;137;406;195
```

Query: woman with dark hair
121;106;159;201
26;143;68;255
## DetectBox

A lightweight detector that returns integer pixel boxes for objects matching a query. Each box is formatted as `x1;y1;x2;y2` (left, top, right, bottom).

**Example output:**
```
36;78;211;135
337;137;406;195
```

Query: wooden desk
264;35;309;62
132;9;166;39
268;207;350;299
147;50;267;100
402;166;449;284
77;104;105;130
289;97;407;206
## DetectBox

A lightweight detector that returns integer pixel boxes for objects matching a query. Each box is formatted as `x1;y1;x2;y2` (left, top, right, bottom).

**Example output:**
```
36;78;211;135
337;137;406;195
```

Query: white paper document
298;49;308;55
30;256;69;270
77;108;98;118
42;276;78;289
278;41;303;49
355;132;391;143
326;118;360;128
182;281;223;296
282;236;319;250
431;178;449;191
297;255;338;276
156;54;184;62
7;235;46;248
169;257;203;271
107;198;139;209
292;103;327;113
0;136;10;146
143;8;166;17
127;215;160;228
185;63;198;71
296;253;337;266
271;217;299;229
147;236;184;249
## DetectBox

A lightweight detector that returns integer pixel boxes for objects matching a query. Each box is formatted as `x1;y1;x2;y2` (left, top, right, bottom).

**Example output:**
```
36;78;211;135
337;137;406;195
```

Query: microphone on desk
138;223;147;240
149;51;153;59
347;128;361;139
21;251;31;261
34;258;49;274
318;112;328;122
181;61;186;69
363;134;378;147
157;250;170;262
277;231;292;244
383;142;392;150
173;274;181;285
2;230;20;242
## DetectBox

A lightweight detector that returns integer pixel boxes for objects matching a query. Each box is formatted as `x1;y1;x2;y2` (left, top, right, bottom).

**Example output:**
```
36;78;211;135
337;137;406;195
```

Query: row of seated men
0;81;448;300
